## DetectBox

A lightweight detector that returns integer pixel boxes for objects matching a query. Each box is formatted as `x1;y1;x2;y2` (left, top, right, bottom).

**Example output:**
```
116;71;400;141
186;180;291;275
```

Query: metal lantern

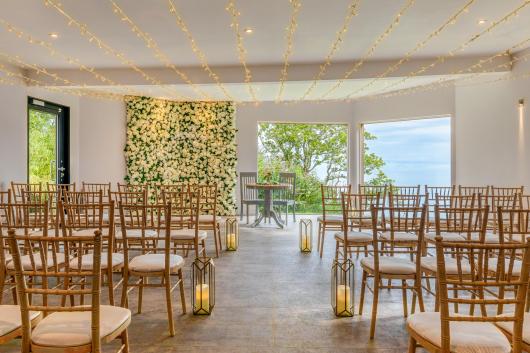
331;259;354;317
225;217;239;251
299;218;312;252
192;257;215;315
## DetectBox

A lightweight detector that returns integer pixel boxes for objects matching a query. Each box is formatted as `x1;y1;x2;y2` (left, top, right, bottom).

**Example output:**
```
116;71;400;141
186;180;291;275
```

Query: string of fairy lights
167;0;234;101
298;0;361;101
225;0;258;103
365;0;530;101
276;0;302;102
341;0;476;101
109;0;211;101
43;0;186;100
318;0;417;100
0;1;529;103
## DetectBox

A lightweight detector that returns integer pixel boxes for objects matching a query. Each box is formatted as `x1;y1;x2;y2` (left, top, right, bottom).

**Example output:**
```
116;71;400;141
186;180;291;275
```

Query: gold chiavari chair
391;185;421;196
421;204;489;312
458;185;489;197
335;192;379;260
119;201;186;337
358;184;388;205
425;185;455;232
82;182;112;197
163;190;206;258
408;236;530;353
7;229;131;352
519;194;530;209
21;190;61;237
389;192;421;208
46;182;76;195
10;182;41;204
481;193;520;236
491;185;525;197
59;192;123;306
317;184;351;258
153;183;188;205
190;184;222;258
359;204;427;339
0;190;15;304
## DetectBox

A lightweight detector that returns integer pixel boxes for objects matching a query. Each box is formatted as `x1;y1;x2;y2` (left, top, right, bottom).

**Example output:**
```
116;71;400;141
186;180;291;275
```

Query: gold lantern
331;259;354;317
225;217;239;251
192;257;215;315
299;218;312;252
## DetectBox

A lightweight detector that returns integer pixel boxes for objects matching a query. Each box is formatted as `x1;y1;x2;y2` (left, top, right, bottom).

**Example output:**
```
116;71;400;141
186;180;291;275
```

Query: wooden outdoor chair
318;184;351;258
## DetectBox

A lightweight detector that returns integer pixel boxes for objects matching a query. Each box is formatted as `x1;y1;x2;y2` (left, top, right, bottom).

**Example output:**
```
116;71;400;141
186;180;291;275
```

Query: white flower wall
124;96;237;215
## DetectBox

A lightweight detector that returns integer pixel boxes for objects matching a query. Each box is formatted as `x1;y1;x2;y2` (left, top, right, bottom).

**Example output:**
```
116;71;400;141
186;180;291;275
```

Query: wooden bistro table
246;183;290;229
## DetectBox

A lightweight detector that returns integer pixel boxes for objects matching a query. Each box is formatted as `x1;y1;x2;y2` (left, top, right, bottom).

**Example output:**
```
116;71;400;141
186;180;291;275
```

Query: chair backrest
153;184;188;205
117;183;149;201
7;229;103;353
22;190;61;235
491;185;525;197
434;236;530;353
10;182;42;204
498;208;530;244
82;182;112;202
390;185;421;195
370;204;427;270
278;172;296;200
189;184;217;219
162;190;200;233
341;192;380;234
358;184;387;207
63;190;104;206
483;194;521;233
321;184;351;219
112;190;148;205
388;192;421;208
434;204;489;241
425;185;455;203
458;185;489;197
46;182;76;194
435;193;478;209
519;195;530;209
240;172;258;201
7;199;50;236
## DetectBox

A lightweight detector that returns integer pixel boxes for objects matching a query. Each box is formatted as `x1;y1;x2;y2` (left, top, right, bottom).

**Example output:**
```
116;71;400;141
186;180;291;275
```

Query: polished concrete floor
4;215;432;352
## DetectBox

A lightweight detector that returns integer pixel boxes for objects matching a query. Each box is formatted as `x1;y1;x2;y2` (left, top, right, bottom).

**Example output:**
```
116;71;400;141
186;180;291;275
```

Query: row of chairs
336;195;530;352
318;184;527;258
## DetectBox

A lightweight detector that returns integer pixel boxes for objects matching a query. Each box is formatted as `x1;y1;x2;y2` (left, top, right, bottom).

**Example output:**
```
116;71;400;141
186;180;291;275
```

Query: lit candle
301;233;311;251
336;284;351;316
195;284;209;312
227;233;237;250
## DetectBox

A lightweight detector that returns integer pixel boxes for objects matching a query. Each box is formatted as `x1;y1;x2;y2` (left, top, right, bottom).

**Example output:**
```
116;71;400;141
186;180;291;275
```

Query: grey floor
4;215;432;352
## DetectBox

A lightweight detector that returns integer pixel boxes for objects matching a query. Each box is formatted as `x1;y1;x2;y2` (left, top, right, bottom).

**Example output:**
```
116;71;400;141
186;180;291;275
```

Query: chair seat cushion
69;252;124;270
71;228;110;237
361;257;416;275
318;215;343;223
31;305;131;347
420;256;472;275
487;258;522;276
0;305;41;337
334;231;373;243
7;252;66;270
116;229;158;239
3;252;12;264
379;231;417;242
170;229;207;240
198;215;217;223
468;232;501;243
425;232;466;242
129;254;184;273
407;312;511;353
496;312;530;345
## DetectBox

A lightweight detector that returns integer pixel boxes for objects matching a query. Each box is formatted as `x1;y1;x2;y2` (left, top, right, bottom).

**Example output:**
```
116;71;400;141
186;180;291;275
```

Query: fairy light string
276;0;302;102
167;0;234;101
298;0;361;101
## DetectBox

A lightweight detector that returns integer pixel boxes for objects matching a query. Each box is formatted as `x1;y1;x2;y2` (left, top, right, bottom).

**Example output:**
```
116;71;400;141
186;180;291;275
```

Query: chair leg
108;269;115;306
292;203;296;222
165;274;175;337
359;270;367;315
402;279;408;318
178;269;186;314
240;202;243;221
121;329;130;353
213;225;220;258
320;230;326;259
138;277;144;314
246;204;249;224
370;277;380;339
416;277;425;313
285;206;288;226
121;272;129;309
408;336;417;353
317;223;322;254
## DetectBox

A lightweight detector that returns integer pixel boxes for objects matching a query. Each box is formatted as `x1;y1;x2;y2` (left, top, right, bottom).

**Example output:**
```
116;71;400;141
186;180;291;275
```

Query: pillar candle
195;284;209;312
336;284;351;316
227;233;237;250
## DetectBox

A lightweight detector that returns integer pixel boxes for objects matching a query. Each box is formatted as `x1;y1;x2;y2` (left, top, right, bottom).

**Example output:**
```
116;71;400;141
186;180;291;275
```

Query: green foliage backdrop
124;96;237;215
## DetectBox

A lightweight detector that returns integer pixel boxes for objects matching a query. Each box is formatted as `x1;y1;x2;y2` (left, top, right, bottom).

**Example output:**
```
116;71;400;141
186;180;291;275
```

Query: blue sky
364;117;451;185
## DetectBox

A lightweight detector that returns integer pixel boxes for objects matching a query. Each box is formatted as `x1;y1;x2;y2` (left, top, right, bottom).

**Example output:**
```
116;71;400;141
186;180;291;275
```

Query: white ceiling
0;0;529;101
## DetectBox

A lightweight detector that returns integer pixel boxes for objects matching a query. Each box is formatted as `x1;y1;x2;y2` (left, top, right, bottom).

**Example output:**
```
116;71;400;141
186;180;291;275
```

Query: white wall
78;97;126;184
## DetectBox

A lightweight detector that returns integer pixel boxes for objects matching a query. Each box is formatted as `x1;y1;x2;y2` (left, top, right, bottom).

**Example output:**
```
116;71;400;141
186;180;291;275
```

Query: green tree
28;110;56;184
363;131;393;186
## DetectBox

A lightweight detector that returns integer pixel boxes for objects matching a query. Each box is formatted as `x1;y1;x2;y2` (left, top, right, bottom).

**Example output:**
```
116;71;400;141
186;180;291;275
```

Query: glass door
27;98;70;184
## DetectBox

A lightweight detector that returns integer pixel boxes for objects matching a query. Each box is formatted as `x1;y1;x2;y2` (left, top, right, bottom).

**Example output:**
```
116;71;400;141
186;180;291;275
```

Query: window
362;117;451;185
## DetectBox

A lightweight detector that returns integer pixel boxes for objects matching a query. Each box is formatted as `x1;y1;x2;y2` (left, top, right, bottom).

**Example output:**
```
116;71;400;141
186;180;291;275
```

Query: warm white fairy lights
225;0;259;103
167;0;234;101
298;0;361;101
318;0;416;100
371;0;530;98
43;0;187;100
276;0;302;102
341;0;475;100
109;0;211;101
